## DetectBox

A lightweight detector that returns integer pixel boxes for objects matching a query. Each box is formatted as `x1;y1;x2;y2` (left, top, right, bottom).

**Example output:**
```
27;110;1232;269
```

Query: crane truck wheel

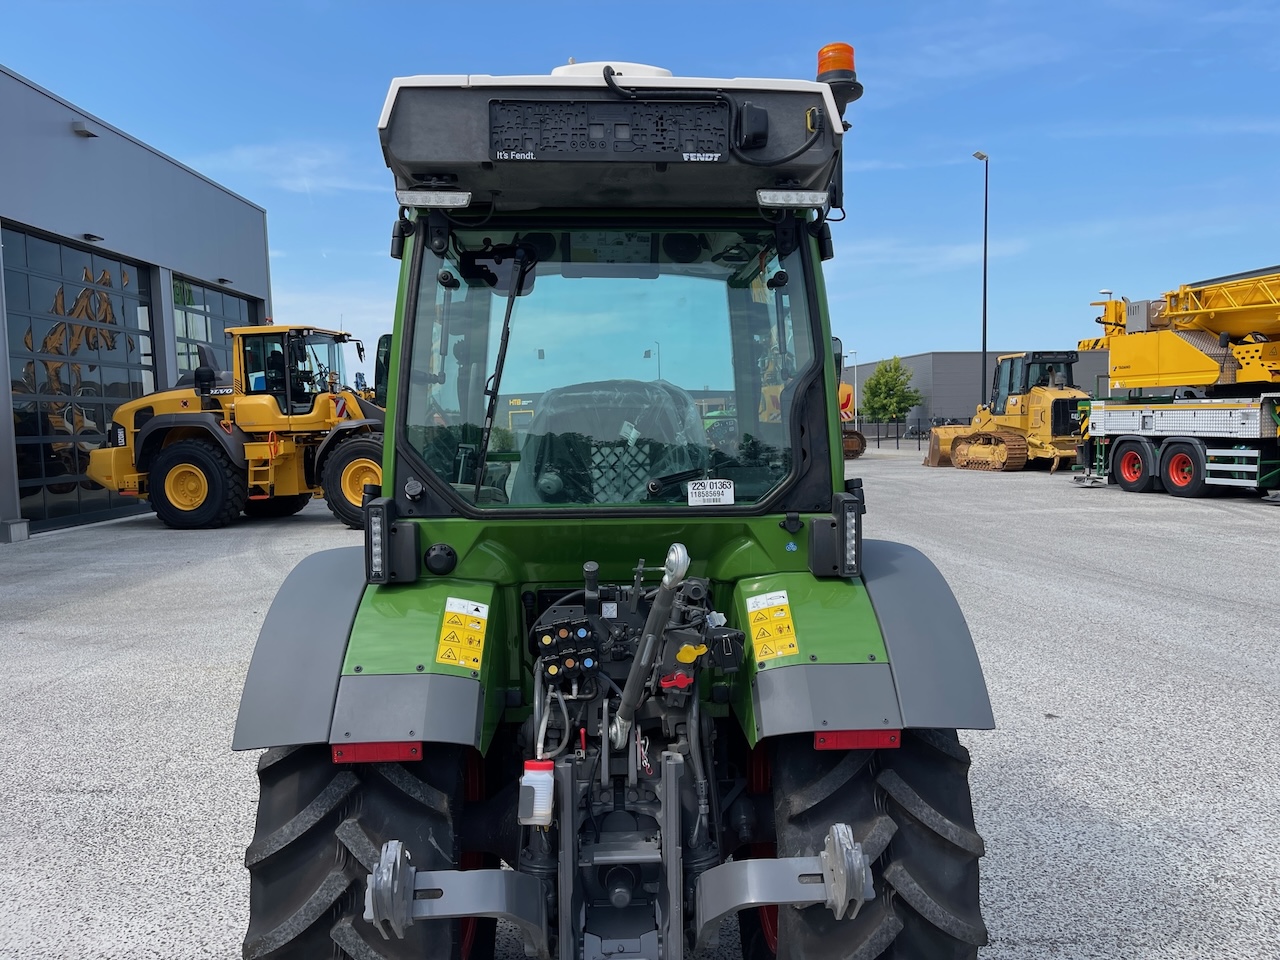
740;730;987;960
243;743;495;960
149;438;247;529
243;494;313;519
1113;440;1156;494
322;434;383;529
1160;443;1207;498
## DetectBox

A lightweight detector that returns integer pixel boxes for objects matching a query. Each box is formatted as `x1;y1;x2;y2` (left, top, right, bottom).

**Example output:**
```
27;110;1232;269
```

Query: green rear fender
335;579;513;753
733;540;996;747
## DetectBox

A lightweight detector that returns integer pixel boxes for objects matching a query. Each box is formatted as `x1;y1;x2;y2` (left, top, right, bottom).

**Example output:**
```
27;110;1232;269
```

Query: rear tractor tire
244;743;495;960
740;730;987;960
243;494;313;519
149;438;246;529
322;433;383;529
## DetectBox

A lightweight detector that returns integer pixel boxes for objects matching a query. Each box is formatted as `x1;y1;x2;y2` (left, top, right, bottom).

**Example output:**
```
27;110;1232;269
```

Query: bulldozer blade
924;431;953;467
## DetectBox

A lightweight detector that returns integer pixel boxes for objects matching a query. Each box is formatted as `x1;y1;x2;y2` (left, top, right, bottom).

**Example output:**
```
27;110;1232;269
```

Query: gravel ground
0;459;1276;959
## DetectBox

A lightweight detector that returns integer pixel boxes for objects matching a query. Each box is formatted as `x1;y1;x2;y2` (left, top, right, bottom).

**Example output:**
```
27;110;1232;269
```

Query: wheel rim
1168;452;1194;487
1119;450;1143;483
340;458;380;505
164;463;208;510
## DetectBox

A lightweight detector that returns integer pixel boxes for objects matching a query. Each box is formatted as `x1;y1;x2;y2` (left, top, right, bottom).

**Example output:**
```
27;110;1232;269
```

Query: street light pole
845;351;858;429
973;151;989;406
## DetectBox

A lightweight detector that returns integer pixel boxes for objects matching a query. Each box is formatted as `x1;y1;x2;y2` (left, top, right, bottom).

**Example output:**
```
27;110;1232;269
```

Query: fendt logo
682;152;721;161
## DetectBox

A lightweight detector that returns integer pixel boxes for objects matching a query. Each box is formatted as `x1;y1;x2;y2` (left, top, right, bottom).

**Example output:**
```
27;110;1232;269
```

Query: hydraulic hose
610;543;690;749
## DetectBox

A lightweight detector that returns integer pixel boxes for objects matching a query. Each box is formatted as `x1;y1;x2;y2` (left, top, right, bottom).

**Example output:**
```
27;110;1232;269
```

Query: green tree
860;357;924;422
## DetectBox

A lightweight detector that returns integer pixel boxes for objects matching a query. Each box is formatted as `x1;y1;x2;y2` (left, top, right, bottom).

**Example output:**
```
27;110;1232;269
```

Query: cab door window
244;333;287;410
992;358;1021;415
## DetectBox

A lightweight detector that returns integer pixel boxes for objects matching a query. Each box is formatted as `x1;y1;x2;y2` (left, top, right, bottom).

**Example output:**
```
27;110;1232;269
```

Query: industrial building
843;350;1109;425
1;64;271;541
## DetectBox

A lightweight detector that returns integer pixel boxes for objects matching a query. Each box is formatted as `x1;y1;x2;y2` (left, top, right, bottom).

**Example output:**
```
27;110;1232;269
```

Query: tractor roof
378;62;843;211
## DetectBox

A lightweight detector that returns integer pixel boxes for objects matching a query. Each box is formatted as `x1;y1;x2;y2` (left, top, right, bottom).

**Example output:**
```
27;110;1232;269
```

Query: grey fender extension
232;547;366;751
860;539;995;730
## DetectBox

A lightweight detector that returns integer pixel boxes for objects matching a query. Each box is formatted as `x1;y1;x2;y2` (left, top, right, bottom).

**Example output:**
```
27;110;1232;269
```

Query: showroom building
1;64;271;541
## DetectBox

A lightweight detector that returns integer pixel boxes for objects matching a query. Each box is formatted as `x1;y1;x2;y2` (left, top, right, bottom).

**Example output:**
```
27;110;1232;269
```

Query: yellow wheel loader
87;325;385;529
926;351;1086;471
838;380;866;458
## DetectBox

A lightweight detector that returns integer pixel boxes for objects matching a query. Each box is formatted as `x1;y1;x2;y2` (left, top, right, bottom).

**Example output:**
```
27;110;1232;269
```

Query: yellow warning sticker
437;597;489;669
745;590;799;661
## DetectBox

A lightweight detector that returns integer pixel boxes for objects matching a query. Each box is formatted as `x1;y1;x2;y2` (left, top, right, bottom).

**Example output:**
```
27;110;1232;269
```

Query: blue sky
3;0;1277;377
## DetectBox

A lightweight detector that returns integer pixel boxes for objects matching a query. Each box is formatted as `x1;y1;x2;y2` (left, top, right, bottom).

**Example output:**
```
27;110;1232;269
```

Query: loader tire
322;433;383;529
243;494;313;519
739;730;986;960
149;438;246;529
243;743;495;960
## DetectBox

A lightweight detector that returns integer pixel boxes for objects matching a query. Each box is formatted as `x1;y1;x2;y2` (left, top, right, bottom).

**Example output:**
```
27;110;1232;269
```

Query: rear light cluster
332;742;421;763
814;730;900;750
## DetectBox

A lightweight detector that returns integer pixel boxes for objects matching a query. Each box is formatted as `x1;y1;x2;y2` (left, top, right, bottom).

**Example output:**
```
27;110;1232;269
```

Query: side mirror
374;333;393;408
831;336;843;373
194;365;217;410
355;339;366;364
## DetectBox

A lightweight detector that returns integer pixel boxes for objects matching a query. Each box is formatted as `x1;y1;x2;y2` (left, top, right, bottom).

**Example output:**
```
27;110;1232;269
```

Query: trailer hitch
365;840;551;959
693;823;874;951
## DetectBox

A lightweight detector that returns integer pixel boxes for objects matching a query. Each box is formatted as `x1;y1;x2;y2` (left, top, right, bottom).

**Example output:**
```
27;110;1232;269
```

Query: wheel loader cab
241;329;347;416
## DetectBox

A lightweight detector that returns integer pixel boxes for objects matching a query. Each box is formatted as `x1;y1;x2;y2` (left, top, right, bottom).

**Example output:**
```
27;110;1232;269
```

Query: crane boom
1081;266;1280;391
1165;266;1280;339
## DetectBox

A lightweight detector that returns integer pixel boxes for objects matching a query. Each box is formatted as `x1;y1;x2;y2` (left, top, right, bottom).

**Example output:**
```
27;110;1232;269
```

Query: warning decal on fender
746;590;799;662
437;597;489;669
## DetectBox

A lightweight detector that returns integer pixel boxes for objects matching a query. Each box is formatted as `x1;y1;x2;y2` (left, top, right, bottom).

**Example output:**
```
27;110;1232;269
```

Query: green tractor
234;45;993;960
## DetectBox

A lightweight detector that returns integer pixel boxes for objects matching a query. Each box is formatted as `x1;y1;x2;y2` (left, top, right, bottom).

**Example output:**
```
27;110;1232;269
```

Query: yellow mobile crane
87;324;384;528
1077;266;1280;497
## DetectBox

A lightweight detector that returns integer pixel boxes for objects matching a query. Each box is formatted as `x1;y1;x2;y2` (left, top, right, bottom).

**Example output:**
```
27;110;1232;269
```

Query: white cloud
192;143;385;195
838;237;1029;273
1048;116;1280;139
845;157;969;173
268;284;396;376
863;15;1072;107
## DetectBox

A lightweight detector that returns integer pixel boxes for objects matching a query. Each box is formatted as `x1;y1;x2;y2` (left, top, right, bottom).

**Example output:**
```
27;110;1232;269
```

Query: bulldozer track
951;431;1029;472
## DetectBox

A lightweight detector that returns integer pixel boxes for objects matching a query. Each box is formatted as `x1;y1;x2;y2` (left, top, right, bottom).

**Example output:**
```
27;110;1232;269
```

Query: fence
853;416;973;452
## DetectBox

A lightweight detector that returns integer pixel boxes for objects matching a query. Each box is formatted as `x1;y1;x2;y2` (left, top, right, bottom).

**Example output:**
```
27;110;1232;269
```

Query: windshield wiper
473;244;537;502
644;464;709;499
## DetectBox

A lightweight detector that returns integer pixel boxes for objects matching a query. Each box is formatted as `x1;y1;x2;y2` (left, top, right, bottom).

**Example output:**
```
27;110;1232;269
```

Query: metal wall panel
0;66;270;308
843;350;1110;424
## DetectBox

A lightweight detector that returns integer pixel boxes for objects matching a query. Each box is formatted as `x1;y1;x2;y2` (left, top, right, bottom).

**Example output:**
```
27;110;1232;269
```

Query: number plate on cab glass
687;479;735;506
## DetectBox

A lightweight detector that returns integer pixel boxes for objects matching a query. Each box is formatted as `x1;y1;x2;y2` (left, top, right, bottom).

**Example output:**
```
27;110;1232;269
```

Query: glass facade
173;277;252;373
4;224;155;528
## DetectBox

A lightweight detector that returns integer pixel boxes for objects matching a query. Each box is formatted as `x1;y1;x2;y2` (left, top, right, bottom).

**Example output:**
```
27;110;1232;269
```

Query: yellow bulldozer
87;324;384;529
926;351;1087;471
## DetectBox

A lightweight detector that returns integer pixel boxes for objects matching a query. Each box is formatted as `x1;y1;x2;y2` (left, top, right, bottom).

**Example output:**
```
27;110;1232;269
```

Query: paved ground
0;457;1276;958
